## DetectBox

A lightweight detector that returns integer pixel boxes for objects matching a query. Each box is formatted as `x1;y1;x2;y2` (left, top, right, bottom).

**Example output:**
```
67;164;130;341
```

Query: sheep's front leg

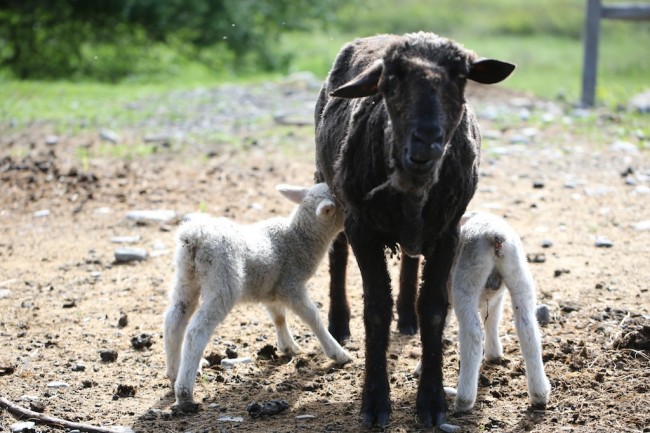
174;292;236;413
347;224;393;427
416;232;457;428
327;232;351;343
265;303;301;356
504;273;551;408
285;290;352;365
397;255;420;335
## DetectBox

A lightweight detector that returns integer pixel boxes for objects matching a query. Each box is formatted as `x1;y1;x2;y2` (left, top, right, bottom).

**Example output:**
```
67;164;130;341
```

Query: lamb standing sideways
415;211;551;412
163;183;351;413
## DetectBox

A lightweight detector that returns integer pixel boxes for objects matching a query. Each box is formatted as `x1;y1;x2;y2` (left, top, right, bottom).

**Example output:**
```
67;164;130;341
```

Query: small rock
225;347;238;359
118;312;128;328
115;384;136;398
33;209;50;218
633;185;650;195
28;400;46;413
440;423;462;433
628;90;650;113
100;129;120;143
585;185;615;197
527;253;546;263
246;400;289;418
45;135;59;146
532;179;545;189
632;220;650;231
0;289;11;299
560;303;581;313
444;386;458;396
114;247;148;263
541;239;553;248
220;357;253;368
595;236;614;248
296;414;315;420
131;333;153;350
10;421;36;433
62;298;76;308
536;304;551;326
94;207;112;215
47;380;70;388
126;209;176;224
70;363;86;372
610;140;639;153
100;349;118;362
218;416;244;422
110;235;141;244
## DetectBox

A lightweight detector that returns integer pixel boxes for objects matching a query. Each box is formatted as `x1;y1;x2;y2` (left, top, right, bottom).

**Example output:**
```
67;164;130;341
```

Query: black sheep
314;32;515;428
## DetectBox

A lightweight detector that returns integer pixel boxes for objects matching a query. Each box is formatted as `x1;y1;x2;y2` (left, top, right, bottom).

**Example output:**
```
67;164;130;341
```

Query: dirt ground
1;78;649;433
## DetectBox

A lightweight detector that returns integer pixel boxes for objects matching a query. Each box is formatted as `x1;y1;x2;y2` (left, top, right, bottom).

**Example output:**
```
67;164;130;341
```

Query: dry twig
0;396;133;433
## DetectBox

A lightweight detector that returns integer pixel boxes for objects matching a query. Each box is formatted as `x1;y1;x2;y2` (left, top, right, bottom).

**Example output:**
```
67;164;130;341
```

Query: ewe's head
276;183;344;234
331;32;515;189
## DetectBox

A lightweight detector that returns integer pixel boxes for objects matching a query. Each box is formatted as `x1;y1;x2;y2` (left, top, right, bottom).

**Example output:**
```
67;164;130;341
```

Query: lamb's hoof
453;397;474;414
172;401;200;414
333;352;353;366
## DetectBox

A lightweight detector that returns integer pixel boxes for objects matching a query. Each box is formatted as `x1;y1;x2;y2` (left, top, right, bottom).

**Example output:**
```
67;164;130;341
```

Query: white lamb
415;211;551;412
163;183;352;413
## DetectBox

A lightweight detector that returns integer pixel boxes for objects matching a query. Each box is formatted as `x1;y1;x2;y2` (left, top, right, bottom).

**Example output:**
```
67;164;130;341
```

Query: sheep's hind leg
173;292;236;413
286;291;352;365
327;232;351;343
163;272;200;387
481;286;506;362
265;303;300;356
505;274;551;408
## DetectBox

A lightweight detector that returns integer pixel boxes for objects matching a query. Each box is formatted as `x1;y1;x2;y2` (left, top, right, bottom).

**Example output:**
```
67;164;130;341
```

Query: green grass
1;0;648;132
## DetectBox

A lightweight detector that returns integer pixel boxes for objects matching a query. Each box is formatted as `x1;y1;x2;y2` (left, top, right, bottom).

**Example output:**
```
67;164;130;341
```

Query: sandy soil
1;79;649;433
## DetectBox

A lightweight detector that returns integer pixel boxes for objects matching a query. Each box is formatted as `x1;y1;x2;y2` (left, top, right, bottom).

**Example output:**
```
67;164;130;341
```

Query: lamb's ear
316;199;336;218
330;60;383;98
468;59;516;84
276;184;307;204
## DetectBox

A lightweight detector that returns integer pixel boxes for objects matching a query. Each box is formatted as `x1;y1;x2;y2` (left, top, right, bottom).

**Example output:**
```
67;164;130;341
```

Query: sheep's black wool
314;32;515;428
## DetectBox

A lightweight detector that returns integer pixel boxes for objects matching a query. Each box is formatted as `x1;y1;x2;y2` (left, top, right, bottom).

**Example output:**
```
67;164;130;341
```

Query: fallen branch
0;397;133;433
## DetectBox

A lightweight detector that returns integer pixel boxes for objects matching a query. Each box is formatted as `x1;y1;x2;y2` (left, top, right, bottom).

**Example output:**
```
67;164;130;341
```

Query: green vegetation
1;0;648;116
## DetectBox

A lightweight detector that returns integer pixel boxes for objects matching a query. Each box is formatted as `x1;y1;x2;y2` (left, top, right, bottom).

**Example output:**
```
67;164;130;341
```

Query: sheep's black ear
330;61;383;98
468;59;515;84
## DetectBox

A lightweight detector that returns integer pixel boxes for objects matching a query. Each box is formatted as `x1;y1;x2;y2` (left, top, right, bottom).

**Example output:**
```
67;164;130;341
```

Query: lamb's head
276;183;344;235
331;32;515;192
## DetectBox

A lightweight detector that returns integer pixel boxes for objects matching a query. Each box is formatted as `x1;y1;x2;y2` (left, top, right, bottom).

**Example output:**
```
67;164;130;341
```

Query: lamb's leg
503;268;551;408
480;287;506;361
397;255;420;335
453;281;487;413
285;291;351;365
265;303;300;356
347;224;393;427
174;291;236;413
164;266;200;386
327;232;351;343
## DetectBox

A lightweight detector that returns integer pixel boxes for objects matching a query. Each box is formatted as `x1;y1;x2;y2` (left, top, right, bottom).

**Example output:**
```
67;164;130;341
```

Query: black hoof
328;323;351;344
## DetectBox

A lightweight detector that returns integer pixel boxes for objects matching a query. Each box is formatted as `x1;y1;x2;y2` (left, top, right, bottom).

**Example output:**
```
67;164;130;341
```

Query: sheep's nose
408;128;444;163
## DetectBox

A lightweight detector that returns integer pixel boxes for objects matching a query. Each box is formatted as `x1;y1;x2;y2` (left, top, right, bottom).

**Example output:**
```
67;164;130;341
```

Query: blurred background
0;0;648;106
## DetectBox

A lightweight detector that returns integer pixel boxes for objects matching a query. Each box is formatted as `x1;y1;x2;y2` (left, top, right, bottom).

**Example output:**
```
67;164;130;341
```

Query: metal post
581;0;602;107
